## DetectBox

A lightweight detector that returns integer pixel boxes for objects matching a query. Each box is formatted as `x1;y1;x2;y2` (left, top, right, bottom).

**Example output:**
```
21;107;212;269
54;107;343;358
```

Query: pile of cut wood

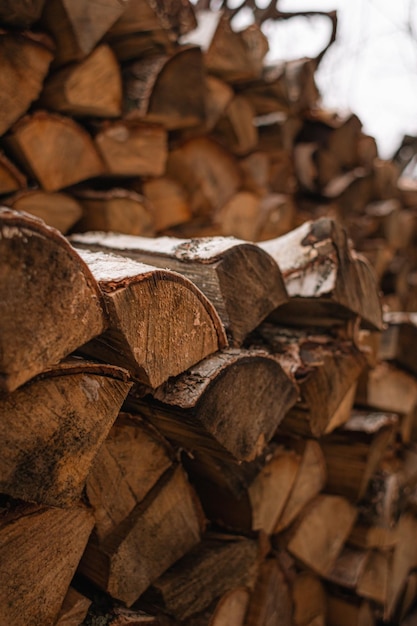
2;2;417;626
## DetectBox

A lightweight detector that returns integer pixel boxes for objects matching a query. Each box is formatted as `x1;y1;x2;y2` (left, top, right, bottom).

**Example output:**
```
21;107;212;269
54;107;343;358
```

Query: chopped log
6;189;82;233
249;324;365;437
379;312;417;377
321;410;398;501
74;188;155;236
259;217;383;330
348;523;397;551
188;444;300;534
274;439;326;533
239;151;270;196
0;30;53;137
40;0;127;66
326;592;376;626
214;191;261;240
142;534;260;621
396;571;417;624
123;46;206;130
78;465;203;606
55;587;92;626
86;413;174;541
244;558;292;626
291;571;326;626
285;494;357;576
210;95;258;156
356;550;390;607
70;232;288;346
0;0;46;27
0;501;94;626
0;150;27;194
203;75;234;130
255;112;302;154
127;348;298;462
94;121;167;177
4;112;105;191
40;44;122;118
0;208;106;392
254;193;296;241
183;587;250;626
356;362;417;416
75;247;227;387
386;513;417;620
166;137;241;216
142;177;192;231
0;359;131;507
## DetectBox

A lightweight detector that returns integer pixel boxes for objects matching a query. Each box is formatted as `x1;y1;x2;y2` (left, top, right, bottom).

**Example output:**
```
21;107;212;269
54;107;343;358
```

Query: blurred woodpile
2;2;417;626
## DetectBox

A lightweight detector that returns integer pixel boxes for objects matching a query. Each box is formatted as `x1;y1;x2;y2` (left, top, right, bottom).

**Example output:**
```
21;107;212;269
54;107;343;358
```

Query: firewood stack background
2;1;417;625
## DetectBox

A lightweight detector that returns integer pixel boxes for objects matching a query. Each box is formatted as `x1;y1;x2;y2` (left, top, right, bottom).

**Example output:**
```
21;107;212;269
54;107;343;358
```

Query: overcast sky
254;0;417;158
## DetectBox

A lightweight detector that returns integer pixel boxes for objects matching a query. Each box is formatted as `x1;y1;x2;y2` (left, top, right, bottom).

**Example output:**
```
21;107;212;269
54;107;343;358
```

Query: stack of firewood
2;1;417;625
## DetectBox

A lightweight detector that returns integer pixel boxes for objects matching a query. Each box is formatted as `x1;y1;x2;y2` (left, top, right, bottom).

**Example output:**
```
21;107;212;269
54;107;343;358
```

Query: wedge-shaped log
0;359;131;506
290;571;327;626
379;312;417;378
123;46;206;130
6;189;82;234
0;151;26;195
70;232;288;346
55;588;91;626
41;0;126;65
40;44;122;118
5;112;105;192
249;324;366;437
259;217;383;331
0;208;106;392
184;587;250;626
127;348;298;462
356;362;417;417
187;444;300;534
0;501;94;626
285;494;357;576
0;30;53;136
244;559;292;626
142;534;260;621
78;464;203;606
321;410;398;501
76;248;227;387
86;413;173;541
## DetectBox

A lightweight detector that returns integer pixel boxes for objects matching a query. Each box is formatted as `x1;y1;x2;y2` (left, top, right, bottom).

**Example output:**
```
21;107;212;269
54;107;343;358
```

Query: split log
123;46;206;130
379;312;417;377
0;150;27;194
274;439;326;533
321;410;398;501
0;208;106;392
142;177;192;231
142;534;260;622
249;324;365;437
5;189;82;233
70;232;288;346
4;112;105;191
210;95;258;156
348;523;397;552
0;501;94;626
183;588;249;626
255;112;302;154
326;592;375;626
356;549;390;607
86;413;173;541
78;465;204;606
284;494;357;576
244;558;292;626
166;137;241;216
75;247;227;387
55;588;92;626
94;121;167;177
0;30;53;136
187;444;300;534
0;359;131;507
40;0;127;66
386;513;417;620
0;0;46;27
290;571;326;626
356;362;417;417
75;188;155;236
127;348;298;462
40;44;122;118
325;546;370;593
259;217;383;331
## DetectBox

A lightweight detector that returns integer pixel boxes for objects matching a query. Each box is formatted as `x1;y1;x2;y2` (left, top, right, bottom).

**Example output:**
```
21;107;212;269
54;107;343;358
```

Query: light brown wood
70;232;288;346
40;44;122;118
86;413;173;541
379;312;417;378
356;550;390;607
0;208;106;392
0;502;94;626
291;572;326;626
94;121;167;177
326;593;375;626
75;247;227;387
79;465;203;606
244;559;292;626
127;348;297;462
386;513;417;620
6;189;82;234
0;30;53;136
184;587;250;626
55;588;92;626
356;362;417;416
211;95;258;156
142;177;192;231
287;494;357;576
0;151;27;194
0;359;131;506
5;111;105;192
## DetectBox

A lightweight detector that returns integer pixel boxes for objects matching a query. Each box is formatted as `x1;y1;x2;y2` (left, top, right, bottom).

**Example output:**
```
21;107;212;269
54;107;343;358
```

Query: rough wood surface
127;348;297;462
244;559;292;626
0;151;27;195
70;232;288;346
55;587;92;626
75;247;227;387
0;208;106;392
6;189;82;233
0;359;131;506
379;312;417;377
0;502;94;626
